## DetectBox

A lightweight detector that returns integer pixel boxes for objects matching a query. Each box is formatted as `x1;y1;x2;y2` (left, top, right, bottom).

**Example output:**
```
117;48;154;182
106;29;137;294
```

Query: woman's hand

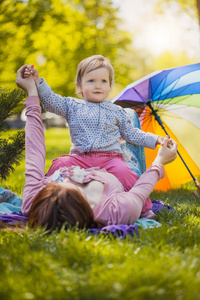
154;136;177;166
16;65;38;96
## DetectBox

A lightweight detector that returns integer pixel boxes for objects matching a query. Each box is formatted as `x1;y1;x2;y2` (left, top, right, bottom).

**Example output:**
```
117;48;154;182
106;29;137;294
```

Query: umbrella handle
192;181;200;198
195;180;200;191
193;190;200;198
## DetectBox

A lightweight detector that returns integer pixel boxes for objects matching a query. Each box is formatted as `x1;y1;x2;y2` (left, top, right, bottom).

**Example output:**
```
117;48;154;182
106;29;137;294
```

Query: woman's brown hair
28;182;97;232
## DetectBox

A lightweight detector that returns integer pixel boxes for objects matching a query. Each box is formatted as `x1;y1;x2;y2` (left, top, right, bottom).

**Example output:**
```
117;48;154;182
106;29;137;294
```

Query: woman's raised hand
16;65;38;96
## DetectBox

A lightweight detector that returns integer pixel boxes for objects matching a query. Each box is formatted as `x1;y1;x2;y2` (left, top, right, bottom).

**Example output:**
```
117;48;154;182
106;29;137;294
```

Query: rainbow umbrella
112;63;200;191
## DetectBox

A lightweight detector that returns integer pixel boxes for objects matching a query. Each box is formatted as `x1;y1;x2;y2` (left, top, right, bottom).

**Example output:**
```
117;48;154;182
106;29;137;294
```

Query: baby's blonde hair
75;55;114;95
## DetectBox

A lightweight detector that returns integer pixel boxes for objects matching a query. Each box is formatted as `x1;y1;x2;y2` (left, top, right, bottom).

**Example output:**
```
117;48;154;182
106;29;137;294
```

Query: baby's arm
119;109;159;149
23;65;73;119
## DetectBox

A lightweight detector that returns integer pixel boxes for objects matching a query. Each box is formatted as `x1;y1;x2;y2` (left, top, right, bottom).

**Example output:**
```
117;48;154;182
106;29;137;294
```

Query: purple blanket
0;200;174;238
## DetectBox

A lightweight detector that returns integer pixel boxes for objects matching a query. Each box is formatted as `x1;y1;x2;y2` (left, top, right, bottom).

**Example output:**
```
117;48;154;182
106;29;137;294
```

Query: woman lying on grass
16;65;178;232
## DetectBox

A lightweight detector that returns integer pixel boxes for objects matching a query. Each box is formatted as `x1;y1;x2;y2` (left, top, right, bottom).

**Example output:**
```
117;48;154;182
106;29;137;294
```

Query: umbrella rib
155;93;192;112
131;87;147;103
163;75;183;100
151;75;169;100
163;81;194;102
147;102;197;182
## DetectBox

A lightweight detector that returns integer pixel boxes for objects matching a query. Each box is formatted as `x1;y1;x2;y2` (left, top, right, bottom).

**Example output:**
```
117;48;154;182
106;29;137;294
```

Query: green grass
1;128;200;300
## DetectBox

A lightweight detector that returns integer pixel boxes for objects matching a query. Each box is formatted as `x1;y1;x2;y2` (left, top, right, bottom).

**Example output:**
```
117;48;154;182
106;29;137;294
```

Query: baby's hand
23;65;41;85
156;136;164;145
156;136;174;148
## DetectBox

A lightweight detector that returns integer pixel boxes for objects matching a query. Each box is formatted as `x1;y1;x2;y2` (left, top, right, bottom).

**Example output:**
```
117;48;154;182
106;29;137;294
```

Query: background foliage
0;88;25;180
1;0;198;101
156;0;200;26
0;0;139;96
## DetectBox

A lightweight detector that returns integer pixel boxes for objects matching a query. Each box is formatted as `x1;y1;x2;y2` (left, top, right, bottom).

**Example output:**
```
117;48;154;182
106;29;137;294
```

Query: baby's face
78;67;110;103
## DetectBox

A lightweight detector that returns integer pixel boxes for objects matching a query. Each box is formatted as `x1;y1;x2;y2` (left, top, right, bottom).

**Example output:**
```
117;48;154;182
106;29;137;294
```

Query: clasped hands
16;65;38;96
154;136;177;166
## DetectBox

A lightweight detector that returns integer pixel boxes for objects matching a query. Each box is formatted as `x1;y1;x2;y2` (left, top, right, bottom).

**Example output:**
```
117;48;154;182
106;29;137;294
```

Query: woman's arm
97;163;164;225
118;108;159;149
96;138;177;225
16;66;48;216
22;96;48;216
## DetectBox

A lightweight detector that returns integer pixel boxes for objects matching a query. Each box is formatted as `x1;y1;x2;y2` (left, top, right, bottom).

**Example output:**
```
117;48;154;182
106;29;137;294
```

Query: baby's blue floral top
37;79;158;155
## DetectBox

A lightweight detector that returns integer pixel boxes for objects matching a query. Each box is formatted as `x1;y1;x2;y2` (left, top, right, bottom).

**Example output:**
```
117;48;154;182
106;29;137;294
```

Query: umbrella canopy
112;63;200;191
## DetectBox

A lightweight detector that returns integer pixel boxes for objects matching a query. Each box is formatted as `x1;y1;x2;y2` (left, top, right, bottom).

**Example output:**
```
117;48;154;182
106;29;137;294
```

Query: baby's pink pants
46;152;152;212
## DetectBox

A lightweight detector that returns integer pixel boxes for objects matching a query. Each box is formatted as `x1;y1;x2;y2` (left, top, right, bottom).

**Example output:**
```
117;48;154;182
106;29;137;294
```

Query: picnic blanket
0;187;22;214
0;186;174;237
